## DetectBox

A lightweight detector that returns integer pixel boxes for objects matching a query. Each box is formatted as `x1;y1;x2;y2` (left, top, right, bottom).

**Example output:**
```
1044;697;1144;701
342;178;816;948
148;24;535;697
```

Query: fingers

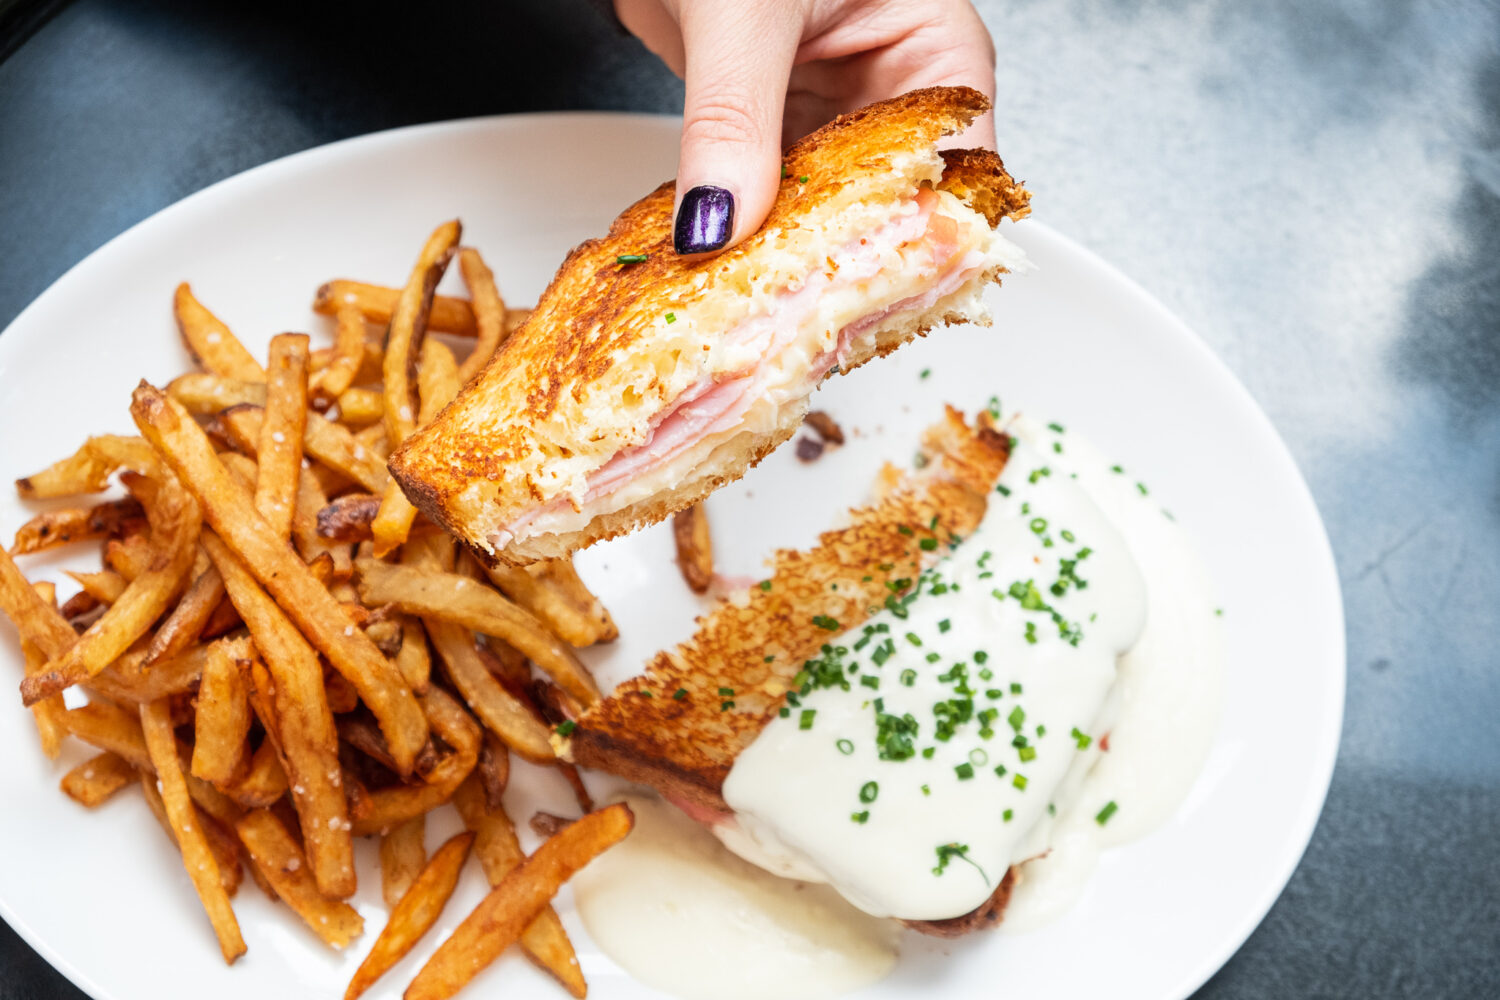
672;1;806;256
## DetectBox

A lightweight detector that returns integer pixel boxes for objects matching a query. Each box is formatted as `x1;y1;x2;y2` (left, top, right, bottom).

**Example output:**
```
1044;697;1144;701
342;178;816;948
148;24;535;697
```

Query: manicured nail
674;185;734;254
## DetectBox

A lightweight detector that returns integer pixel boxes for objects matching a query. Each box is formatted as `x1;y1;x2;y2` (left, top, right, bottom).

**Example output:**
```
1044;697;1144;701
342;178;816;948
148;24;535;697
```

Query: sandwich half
557;405;1150;934
389;86;1031;564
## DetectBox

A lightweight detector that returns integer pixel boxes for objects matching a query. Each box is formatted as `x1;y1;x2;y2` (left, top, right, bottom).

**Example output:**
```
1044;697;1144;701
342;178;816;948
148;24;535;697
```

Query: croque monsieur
389;87;1031;565
556;407;1149;934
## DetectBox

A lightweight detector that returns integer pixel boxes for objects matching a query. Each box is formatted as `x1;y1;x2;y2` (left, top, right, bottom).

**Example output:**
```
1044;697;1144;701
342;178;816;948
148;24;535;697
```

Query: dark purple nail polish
674;185;734;254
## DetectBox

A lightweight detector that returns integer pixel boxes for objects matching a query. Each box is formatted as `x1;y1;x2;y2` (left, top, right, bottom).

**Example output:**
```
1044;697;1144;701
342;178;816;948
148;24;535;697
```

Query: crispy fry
291;471;352;580
406;802;633;1000
557;762;594;814
132;382;427;775
348;831;473;1000
456;248;508;383
383;221;460;449
174;283;264;381
63;569;127;605
451;777;584;997
528;812;573;838
356;560;598;708
395;616;431;694
90;636;250;705
477;733;510;810
474;638;530;691
167;373;265;413
424;619;553;763
314;280;476;337
0;556;74;754
13;436;130;499
21;449;201;706
530;558;617;642
8;498;144;555
418;337;462;420
254;334;309;540
380;815;427;908
337;712;438;778
58;589;100;621
219;402;389;494
59;751;136;807
312;305;368;400
190;640;253;786
236;809;365;949
137;770;245;897
223;738;289;808
349;687;479;836
335;387;385;426
103;534;152;580
146;564;224;665
479;561;605;648
204;531;353;896
672;503;714;594
141;698;246;963
371;481;418;560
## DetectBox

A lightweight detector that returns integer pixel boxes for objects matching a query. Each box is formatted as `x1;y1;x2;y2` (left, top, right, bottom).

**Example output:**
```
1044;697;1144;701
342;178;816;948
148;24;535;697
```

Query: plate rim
0;110;1346;1000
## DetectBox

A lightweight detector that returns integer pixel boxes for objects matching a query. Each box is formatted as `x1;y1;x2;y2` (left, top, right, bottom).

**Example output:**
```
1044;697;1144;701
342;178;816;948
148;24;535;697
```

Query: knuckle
683;90;767;148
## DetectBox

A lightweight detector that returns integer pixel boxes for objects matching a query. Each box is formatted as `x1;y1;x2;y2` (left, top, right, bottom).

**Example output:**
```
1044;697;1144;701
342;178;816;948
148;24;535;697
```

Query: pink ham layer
493;190;986;547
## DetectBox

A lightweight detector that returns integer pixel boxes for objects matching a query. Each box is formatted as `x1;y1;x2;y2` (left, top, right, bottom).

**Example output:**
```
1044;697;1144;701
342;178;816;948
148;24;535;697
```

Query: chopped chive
1096;801;1119;825
554;720;577;736
954;762;975;780
616;253;648;264
900;669;917;686
938;619;952;633
859;781;879;803
837;738;854;755
851;810;869;824
665;311;676;323
759;580;772;591
672;688;688;700
812;614;840;631
1013;774;1029;790
919;537;938;551
799;709;817;730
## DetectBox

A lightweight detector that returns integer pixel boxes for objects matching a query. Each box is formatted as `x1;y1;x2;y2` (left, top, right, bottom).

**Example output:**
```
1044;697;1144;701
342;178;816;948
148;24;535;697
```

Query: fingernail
674;185;734;254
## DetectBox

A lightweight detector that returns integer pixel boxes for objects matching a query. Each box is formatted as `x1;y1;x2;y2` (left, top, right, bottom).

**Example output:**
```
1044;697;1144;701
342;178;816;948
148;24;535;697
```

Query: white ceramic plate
0;114;1344;1000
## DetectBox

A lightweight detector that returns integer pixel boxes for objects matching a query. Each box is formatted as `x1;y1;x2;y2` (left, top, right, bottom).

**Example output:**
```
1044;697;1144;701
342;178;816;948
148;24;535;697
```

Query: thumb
672;2;804;256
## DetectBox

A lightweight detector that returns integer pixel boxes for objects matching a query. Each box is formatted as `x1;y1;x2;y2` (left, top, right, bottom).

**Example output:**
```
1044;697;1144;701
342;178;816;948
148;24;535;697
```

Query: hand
616;0;997;255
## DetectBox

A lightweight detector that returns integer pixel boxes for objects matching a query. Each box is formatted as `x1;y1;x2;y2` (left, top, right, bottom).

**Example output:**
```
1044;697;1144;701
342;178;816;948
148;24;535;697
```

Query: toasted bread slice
390;87;1031;565
557;406;1014;935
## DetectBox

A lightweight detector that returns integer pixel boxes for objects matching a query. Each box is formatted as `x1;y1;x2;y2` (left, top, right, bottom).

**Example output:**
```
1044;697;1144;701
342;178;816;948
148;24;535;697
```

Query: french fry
140;698;246;963
58;589;100;620
529;558;617;642
0;556;72;754
311;305;368;400
356;559;599;707
405;802;633;1000
146;564;224;666
131;382;427;775
314;279;476;337
347;831;474;1000
13;436;128;499
173;283;264;381
339;712;439;778
417;338;462;420
672;503;714;594
349;686;479;836
481;560;612;648
236;809;365;949
395;616;431;694
506;307;532;330
8;498;144;555
456;248;508;383
137;770;245;898
224;737;289;809
254;333;309;541
383;221;460;449
59;751;136;807
89;637;246;705
424;618;553;763
21;446;201;706
103;533;152;581
335;387;385;426
476;733;510;809
203;531;353;896
63;569;127;605
451;777;584;997
380;815;426;908
190;640;253;786
167;373;265;413
557;762;594;814
219;403;389;493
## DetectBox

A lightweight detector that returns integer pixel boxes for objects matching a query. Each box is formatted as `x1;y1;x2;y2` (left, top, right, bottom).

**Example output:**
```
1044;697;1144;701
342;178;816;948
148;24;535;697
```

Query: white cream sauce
999;417;1225;931
572;792;900;1000
720;429;1150;921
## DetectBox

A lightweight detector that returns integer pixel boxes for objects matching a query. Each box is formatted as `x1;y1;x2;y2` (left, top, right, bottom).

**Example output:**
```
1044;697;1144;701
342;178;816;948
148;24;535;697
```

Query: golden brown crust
905;867;1018;937
391;86;1030;562
561;408;1011;816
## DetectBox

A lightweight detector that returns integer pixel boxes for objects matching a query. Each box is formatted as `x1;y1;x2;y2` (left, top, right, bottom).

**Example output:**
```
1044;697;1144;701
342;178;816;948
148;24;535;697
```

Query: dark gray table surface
2;0;1497;996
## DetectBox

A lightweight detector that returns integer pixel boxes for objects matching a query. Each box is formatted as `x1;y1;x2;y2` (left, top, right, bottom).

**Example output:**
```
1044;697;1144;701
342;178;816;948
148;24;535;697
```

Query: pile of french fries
0;220;635;999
